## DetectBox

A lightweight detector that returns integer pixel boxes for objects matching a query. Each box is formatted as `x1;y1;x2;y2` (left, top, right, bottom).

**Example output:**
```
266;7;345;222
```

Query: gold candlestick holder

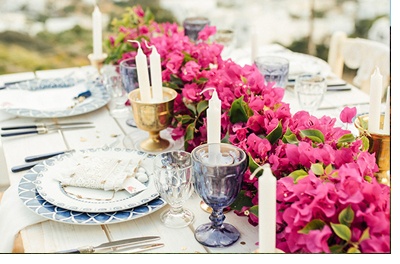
88;53;108;74
354;114;390;185
128;87;177;152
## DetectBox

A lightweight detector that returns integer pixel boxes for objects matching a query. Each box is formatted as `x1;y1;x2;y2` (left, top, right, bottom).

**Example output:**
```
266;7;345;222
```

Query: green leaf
266;121;283;145
248;156;262;177
249;205;259;217
311;163;324;176
347;247;361;253
221;131;230;143
330;223;352;242
338;206;354;227
325;164;333;174
196;77;208;84
360;135;370;151
298;219;326;234
143;8;155;24
329;244;345;253
228;96;253;123
288;169;308;183
196;100;209;116
337;133;356;144
185;102;197;115
359;227;370;243
176;114;193;125
282;128;299;144
300;129;325;143
230;190;254;211
184;122;195;141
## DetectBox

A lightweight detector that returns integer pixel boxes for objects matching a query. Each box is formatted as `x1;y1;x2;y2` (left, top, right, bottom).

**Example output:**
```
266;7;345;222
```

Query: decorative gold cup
354;114;390;185
88;53;108;74
128;87;177;152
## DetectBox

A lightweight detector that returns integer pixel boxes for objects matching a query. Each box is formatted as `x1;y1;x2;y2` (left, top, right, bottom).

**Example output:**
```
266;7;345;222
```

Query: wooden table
0;64;371;254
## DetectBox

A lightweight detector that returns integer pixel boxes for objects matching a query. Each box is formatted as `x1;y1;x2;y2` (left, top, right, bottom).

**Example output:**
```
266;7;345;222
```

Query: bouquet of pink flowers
105;5;390;253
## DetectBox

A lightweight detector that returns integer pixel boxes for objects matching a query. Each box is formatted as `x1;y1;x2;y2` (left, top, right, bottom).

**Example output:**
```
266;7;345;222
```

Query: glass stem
210;208;225;229
170;206;183;215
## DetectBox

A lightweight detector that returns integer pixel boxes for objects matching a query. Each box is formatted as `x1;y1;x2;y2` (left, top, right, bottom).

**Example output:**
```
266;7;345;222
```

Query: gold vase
354;114;390;185
128;87;177;152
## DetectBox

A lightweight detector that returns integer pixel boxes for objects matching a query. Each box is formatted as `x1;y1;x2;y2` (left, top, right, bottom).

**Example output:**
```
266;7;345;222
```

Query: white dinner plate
33;147;160;213
2;78;110;118
18;161;166;225
270;51;332;80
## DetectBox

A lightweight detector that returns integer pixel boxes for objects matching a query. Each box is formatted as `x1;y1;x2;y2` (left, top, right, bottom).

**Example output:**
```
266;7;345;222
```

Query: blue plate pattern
18;156;166;225
4;79;110;118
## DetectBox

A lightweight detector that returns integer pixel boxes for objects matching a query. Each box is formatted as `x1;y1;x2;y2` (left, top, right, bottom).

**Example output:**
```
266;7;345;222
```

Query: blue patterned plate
4;78;110;118
18;150;166;225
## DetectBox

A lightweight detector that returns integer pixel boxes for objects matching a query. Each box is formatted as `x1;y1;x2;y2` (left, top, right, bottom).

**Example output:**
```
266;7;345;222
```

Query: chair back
328;31;390;97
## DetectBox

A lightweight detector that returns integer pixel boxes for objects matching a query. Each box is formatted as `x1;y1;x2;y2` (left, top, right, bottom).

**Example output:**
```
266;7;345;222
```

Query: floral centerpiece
105;6;390;253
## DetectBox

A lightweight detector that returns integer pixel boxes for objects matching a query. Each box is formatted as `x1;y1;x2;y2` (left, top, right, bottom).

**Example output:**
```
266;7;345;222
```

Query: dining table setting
0;4;391;256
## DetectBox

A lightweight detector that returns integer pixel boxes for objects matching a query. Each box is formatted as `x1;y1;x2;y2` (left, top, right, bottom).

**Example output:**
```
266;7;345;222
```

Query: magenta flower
340;106;357;123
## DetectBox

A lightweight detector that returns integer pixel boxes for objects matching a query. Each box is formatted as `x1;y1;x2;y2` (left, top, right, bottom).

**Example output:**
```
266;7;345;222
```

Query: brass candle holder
88;53;108;74
128;87;177;152
354;114;390;185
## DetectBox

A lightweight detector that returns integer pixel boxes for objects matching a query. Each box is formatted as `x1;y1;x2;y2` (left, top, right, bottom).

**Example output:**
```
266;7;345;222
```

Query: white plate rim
33;147;159;213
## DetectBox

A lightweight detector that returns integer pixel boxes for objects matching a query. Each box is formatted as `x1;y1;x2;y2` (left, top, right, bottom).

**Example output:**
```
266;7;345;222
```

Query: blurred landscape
0;0;390;78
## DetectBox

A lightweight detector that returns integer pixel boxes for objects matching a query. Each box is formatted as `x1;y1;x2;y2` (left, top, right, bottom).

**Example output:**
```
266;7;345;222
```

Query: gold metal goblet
128;87;177;152
354;114;390;185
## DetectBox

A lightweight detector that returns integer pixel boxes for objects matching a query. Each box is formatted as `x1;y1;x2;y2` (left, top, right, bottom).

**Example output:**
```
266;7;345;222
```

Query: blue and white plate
4;78;110;118
18;149;166;225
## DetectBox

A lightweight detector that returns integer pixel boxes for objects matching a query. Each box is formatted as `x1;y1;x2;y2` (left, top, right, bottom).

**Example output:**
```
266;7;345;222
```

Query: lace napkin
52;152;147;194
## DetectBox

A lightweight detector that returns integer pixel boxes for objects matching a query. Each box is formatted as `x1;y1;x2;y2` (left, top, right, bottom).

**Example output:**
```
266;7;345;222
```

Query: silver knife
1;125;95;137
1;122;93;130
55;236;161;253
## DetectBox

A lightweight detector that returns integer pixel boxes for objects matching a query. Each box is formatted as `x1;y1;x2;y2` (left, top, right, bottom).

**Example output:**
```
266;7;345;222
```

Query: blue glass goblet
191;143;248;247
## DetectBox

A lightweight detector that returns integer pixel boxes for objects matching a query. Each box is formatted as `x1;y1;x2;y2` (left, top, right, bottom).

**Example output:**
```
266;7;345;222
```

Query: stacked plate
17;147;166;225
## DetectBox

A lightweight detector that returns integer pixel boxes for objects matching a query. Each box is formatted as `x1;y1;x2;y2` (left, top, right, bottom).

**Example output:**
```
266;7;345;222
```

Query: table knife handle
25;151;66;162
1;125;38;130
55;249;81;253
1;130;39;137
11;162;39;173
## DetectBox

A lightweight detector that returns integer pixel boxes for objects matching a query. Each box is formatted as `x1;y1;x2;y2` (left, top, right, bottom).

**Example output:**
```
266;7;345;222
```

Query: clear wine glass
153;150;195;228
191;143;248;247
294;73;327;115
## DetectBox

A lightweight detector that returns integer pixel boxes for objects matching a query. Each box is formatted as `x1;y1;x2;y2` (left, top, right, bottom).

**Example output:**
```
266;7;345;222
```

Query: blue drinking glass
191;143;248;247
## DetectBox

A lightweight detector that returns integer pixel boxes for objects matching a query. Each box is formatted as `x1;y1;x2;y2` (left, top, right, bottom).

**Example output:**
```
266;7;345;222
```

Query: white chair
327;31;390;98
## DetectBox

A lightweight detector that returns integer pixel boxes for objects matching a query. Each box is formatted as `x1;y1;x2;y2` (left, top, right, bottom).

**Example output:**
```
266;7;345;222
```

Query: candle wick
128;40;141;49
249;164;271;180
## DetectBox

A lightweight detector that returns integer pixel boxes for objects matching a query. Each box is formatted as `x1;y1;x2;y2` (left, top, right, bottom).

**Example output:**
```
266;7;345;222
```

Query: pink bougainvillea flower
340;106;357;123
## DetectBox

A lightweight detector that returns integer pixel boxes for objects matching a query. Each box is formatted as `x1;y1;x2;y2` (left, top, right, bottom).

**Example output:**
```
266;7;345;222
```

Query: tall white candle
149;46;163;102
383;86;390;134
250;164;276;253
92;5;103;58
135;45;151;102
368;67;383;134
207;90;221;163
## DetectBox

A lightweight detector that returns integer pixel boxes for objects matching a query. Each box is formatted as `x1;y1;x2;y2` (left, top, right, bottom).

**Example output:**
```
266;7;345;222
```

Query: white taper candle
250;164;276;253
135;45;151;102
206;89;221;163
149;45;163;102
368;67;383;134
92;5;103;58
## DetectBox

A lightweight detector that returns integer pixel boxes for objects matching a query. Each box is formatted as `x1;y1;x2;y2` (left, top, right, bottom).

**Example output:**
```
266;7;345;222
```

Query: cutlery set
56;235;163;253
1;122;94;137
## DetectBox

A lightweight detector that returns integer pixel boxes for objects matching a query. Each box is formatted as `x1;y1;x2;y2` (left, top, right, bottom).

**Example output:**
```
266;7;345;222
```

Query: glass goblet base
160;207;194;228
194;222;240;247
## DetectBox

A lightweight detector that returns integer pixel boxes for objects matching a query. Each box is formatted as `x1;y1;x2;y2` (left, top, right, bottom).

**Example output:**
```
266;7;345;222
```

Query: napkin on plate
52;152;147;195
0;82;89;111
0;183;46;253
